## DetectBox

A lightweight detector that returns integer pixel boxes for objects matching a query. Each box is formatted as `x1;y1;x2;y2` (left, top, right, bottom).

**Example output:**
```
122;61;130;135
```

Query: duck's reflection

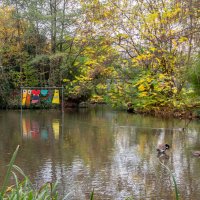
157;152;170;165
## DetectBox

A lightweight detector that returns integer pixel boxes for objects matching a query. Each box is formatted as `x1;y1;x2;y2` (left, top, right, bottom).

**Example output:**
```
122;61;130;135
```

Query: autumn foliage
0;0;199;114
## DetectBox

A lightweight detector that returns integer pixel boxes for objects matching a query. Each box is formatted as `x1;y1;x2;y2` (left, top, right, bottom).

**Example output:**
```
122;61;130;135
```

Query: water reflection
21;111;62;141
0;108;200;199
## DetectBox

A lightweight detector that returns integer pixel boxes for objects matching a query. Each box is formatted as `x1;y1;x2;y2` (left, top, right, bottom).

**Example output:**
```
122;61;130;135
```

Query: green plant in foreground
90;189;94;200
159;161;179;200
0;145;58;200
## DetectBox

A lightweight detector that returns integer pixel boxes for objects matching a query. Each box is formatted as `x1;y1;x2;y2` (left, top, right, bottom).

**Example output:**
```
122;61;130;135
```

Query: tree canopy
0;0;199;114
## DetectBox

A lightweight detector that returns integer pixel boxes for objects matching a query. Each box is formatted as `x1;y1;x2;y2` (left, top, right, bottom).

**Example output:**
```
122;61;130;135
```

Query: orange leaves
0;6;16;43
0;6;27;58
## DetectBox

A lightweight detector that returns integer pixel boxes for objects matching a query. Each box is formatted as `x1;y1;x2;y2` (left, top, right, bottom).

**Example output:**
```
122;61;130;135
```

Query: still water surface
0;106;200;199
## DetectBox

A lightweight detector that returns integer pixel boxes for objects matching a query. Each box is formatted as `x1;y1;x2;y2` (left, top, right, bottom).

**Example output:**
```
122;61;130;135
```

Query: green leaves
0;145;59;200
0;145;20;197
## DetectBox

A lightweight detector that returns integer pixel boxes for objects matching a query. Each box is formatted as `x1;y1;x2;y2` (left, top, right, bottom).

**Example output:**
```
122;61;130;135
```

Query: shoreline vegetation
1;100;200;120
0;90;200;120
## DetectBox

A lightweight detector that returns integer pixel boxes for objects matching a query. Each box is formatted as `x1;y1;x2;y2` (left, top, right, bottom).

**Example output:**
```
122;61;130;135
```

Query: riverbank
1;98;200;120
127;103;200;120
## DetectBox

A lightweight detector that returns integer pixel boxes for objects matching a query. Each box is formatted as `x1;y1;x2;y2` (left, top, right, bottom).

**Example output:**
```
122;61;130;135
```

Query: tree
80;0;200;110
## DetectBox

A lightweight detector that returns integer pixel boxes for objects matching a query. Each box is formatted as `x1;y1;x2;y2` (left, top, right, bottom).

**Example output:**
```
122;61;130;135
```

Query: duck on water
192;151;200;157
156;144;170;154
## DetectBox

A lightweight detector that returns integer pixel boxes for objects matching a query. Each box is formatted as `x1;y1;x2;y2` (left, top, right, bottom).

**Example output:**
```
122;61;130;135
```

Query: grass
90;189;94;200
0;145;59;200
159;161;179;200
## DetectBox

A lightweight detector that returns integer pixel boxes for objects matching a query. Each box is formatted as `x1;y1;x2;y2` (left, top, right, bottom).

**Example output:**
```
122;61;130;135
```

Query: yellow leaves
117;33;129;39
117;85;123;91
81;38;87;43
163;7;181;20
172;39;177;47
122;59;128;64
146;77;152;83
138;92;148;97
0;6;26;52
104;67;114;75
0;6;14;20
172;87;177;94
69;85;81;95
154;85;162;92
99;55;106;62
103;10;112;18
74;62;79;66
134;53;154;63
91;94;104;103
84;47;95;54
134;73;176;103
75;74;92;82
63;78;70;82
171;37;188;48
146;12;159;22
85;60;97;66
172;100;181;108
159;73;165;79
92;18;102;24
96;83;107;90
149;47;156;52
136;76;152;93
138;84;146;92
0;6;16;38
178;37;188;43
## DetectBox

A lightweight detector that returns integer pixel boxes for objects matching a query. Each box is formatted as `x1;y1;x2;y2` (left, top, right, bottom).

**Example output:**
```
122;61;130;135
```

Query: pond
0;106;200;199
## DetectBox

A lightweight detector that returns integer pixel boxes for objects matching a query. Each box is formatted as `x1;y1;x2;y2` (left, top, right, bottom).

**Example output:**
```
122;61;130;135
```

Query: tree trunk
50;0;57;53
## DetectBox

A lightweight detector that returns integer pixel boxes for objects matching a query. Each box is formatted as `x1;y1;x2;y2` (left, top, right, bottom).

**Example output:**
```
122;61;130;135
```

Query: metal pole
62;85;64;113
61;103;64;141
21;87;22;112
21;86;63;89
20;87;23;138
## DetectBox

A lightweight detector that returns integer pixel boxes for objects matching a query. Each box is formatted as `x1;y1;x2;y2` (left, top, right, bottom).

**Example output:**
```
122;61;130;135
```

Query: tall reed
0;145;59;200
159;161;179;200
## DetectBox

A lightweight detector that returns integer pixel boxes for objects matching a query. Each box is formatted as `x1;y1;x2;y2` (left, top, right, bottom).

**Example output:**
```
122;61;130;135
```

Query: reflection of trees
61;110;115;169
1;109;200;199
0;111;22;171
0;109;116;198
